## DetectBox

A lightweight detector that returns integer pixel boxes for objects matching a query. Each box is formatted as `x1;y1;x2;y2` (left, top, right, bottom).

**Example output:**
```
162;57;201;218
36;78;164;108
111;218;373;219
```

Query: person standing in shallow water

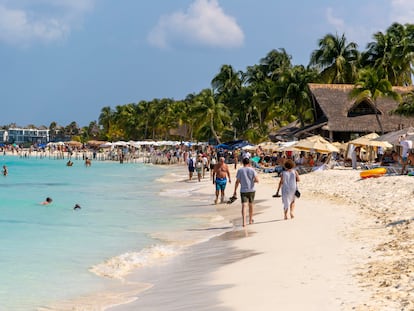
276;159;300;220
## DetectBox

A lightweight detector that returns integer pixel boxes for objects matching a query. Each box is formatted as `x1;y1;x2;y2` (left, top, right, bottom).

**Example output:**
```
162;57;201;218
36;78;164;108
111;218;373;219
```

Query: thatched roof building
294;83;414;141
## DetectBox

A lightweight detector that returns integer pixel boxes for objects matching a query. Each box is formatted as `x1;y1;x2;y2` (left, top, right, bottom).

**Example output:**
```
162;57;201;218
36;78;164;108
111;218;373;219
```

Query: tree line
27;22;414;144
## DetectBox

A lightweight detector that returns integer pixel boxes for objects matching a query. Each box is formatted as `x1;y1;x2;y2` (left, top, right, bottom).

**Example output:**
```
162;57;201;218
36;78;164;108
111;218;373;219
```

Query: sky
1;0;414;128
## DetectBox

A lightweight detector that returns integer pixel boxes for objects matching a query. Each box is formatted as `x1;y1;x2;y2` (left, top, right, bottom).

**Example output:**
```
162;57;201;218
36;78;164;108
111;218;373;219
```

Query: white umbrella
113;141;128;146
99;142;113;148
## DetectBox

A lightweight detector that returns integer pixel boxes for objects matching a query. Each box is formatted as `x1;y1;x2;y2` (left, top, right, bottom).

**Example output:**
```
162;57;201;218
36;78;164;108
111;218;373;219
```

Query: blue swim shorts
215;177;227;191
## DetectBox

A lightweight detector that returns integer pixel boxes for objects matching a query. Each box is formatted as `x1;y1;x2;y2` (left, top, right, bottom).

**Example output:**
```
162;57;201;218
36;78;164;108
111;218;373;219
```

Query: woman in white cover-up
276;159;300;220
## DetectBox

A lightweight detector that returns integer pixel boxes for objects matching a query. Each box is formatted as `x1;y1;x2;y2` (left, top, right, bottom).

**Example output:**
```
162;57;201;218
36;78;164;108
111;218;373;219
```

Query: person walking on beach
213;157;231;204
233;157;258;227
195;154;204;182
187;153;195;181
399;134;413;175
276;159;300;220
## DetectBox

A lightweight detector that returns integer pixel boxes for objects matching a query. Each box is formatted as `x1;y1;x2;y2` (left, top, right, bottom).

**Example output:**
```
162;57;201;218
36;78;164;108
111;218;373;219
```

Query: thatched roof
309;83;414;133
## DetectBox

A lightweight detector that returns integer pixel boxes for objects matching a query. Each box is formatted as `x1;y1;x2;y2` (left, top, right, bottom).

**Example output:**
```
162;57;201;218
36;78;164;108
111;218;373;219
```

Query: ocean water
0;155;230;311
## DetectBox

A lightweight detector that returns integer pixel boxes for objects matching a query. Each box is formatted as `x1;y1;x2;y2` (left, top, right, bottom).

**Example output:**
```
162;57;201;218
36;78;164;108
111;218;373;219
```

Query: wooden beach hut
294;84;414;142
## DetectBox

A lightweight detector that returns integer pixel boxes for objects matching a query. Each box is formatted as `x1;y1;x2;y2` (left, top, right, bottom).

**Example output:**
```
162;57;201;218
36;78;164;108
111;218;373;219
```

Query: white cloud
0;0;94;46
326;8;345;31
148;0;244;49
390;0;414;24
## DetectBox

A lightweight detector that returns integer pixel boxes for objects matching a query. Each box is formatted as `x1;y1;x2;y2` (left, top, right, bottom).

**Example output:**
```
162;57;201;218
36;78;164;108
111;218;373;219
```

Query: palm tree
310;33;360;83
259;48;292;81
278;65;318;127
98;106;114;138
393;89;414;116
350;68;401;134
192;89;231;143
362;23;414;86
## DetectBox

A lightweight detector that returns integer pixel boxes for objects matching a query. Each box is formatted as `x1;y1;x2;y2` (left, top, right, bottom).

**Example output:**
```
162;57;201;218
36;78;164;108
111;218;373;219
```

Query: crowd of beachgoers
2;140;413;310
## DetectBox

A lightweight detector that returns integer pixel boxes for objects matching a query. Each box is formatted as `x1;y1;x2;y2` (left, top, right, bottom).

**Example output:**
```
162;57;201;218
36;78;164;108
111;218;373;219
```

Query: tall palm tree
350;68;401;134
98;106;114;138
278;65;318;127
259;48;292;81
309;33;360;83
362;23;414;86
192;89;231;143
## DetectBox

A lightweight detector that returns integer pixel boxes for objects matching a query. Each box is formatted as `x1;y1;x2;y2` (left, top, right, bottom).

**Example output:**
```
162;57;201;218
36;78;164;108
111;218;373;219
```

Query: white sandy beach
107;163;413;311
203;166;414;311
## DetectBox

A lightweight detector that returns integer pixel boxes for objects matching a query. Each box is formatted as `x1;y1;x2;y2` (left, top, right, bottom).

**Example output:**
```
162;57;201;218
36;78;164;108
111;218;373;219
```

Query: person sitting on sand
41;197;53;205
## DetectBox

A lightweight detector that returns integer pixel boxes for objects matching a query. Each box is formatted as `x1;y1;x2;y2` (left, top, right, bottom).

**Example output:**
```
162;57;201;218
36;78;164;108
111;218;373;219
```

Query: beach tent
293;135;339;154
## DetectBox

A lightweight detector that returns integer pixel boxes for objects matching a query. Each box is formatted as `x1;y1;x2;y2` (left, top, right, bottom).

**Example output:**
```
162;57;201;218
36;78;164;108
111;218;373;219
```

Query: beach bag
295;189;301;198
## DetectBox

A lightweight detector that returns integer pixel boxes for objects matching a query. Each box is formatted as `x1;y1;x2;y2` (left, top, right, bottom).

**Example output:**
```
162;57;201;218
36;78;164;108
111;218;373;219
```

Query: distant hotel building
0;128;49;144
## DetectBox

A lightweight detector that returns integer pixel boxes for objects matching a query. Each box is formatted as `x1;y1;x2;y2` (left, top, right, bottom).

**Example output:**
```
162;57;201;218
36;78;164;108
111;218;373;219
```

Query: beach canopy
293;135;339;154
349;133;392;148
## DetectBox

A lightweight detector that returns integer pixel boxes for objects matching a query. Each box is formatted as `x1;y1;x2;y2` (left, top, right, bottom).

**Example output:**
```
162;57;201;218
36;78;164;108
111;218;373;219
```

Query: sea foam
89;244;181;280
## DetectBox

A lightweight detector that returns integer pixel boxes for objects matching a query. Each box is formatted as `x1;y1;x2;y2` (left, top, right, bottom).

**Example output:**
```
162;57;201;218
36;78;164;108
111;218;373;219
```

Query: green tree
310;33;359;83
192;89;231;143
278;65;318;127
362;23;414;86
350;68;401;134
393;89;414;116
98;106;114;139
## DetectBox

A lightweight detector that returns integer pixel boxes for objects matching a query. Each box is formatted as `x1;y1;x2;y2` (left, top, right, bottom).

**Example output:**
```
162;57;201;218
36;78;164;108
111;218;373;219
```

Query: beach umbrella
242;144;256;151
374;127;414;145
293;135;339;154
113;141;128;146
66;141;83;147
87;140;107;147
258;141;281;152
348;133;392;148
99;142;113;148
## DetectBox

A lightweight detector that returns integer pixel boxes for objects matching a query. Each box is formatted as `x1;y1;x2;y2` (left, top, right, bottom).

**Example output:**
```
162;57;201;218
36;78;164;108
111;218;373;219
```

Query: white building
2;128;49;144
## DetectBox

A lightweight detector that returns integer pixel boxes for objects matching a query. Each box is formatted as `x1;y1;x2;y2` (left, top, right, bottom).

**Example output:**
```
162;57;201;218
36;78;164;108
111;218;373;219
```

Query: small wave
90;244;181;280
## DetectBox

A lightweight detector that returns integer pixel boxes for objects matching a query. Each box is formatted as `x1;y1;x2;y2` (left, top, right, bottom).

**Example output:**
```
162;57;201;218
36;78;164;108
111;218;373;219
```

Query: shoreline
108;164;414;310
7;154;411;310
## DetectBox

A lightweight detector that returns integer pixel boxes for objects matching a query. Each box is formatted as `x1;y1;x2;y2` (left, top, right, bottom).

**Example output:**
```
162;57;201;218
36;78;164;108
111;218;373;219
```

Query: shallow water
0;155;231;310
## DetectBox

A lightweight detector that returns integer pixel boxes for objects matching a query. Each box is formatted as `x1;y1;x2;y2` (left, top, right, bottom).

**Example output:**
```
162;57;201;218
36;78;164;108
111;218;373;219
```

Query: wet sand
108;164;414;310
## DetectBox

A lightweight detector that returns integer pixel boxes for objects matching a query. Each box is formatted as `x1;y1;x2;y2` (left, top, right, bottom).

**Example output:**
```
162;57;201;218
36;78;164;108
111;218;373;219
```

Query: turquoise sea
0;155;230;310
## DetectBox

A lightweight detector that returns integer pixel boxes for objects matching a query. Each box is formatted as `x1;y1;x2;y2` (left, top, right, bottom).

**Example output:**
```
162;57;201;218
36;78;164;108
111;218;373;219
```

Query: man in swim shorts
212;157;231;204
